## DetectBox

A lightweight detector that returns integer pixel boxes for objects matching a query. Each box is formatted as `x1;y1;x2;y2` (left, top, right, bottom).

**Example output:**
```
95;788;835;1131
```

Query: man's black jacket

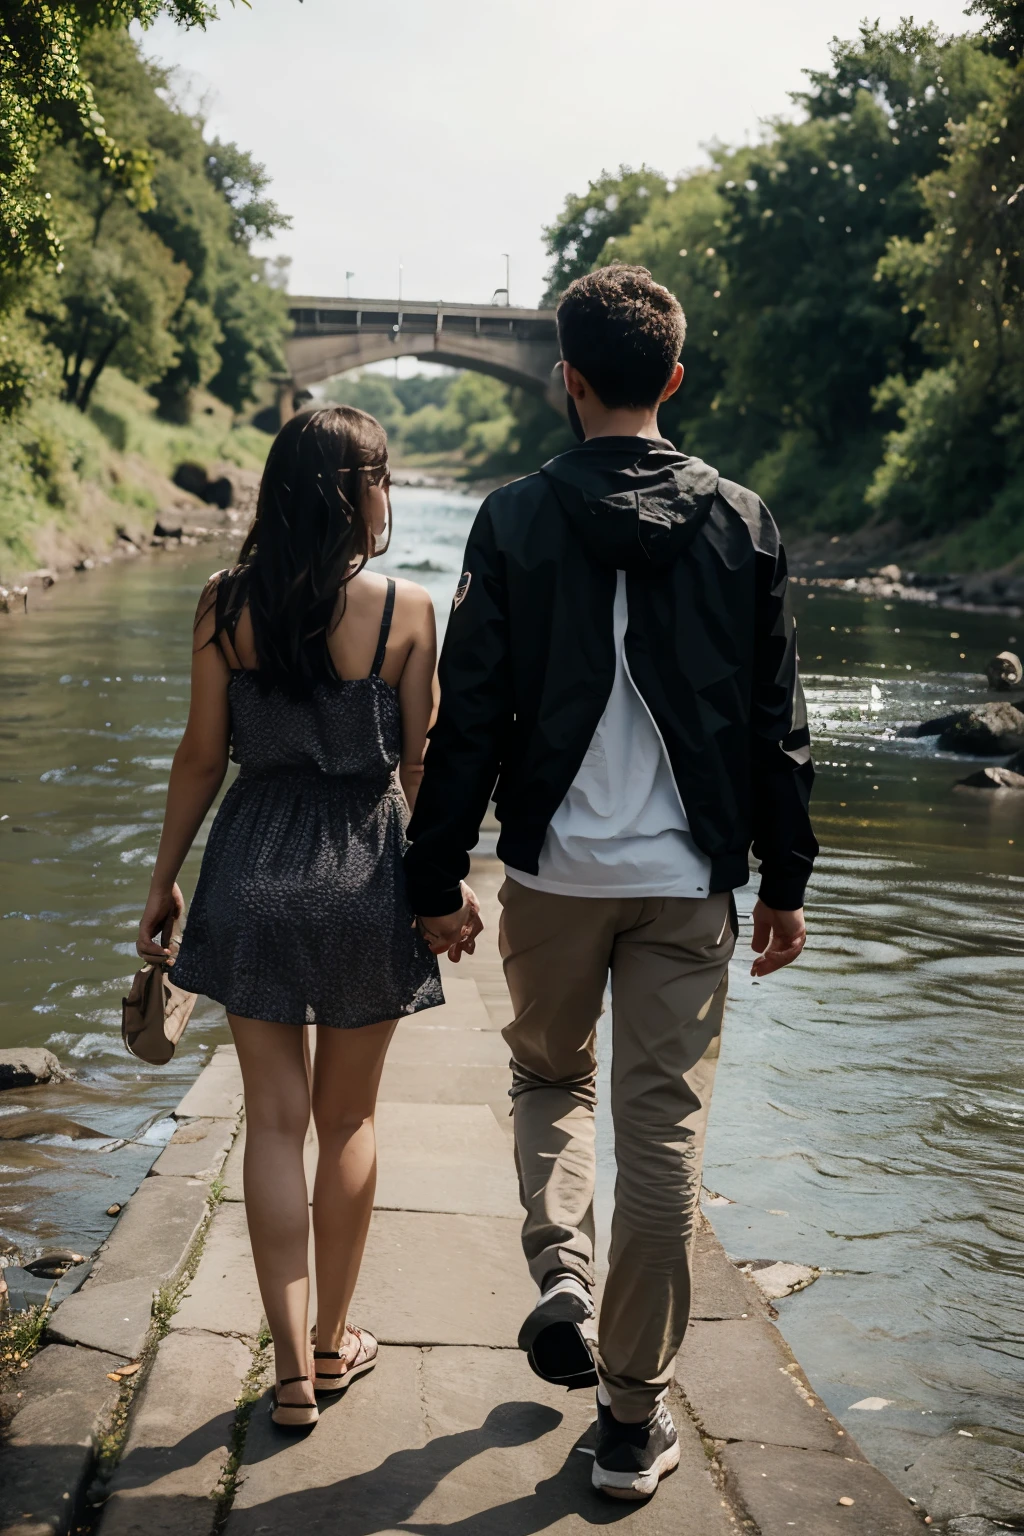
404;436;817;916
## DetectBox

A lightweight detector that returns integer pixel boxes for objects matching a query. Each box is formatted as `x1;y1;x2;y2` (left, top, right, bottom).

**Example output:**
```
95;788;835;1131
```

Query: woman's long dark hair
210;406;390;698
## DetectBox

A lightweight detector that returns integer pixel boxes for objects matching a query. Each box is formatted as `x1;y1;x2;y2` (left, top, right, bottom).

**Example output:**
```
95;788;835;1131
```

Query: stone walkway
1;859;927;1536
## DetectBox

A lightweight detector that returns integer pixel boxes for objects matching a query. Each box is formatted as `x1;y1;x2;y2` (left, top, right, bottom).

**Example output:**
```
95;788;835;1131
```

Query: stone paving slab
676;1318;851;1454
170;1202;263;1341
150;1118;236;1182
97;1331;253;1536
378;1059;512;1105
720;1442;923;1535
227;1346;735;1536
691;1227;768;1321
387;1020;511;1068
348;1210;534;1346
221;1104;518;1219
174;1050;243;1122
46;1276;160;1360
0;1343;123;1536
80;1177;211;1290
373;1102;521;1218
48;1177;211;1356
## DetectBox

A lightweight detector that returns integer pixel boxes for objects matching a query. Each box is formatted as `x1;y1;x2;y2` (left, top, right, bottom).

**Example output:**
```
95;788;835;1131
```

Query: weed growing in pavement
212;1328;274;1533
0;1295;53;1422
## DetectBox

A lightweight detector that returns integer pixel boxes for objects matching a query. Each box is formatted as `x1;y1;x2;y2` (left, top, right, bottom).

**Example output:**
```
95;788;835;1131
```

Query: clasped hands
415;881;484;962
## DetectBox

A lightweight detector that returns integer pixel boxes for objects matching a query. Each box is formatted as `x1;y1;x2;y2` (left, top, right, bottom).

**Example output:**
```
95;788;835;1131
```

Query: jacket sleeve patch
453;570;472;610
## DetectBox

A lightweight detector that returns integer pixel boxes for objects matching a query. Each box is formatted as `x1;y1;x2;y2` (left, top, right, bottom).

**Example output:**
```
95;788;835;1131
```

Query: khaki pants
498;878;735;1423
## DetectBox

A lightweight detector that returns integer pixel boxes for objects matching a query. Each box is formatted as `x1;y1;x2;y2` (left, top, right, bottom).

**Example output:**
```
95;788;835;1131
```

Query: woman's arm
396;583;482;961
396;584;438;814
137;580;232;960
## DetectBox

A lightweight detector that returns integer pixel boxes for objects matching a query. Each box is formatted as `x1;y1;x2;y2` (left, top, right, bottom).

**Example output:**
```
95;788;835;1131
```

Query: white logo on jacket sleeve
453;571;472;610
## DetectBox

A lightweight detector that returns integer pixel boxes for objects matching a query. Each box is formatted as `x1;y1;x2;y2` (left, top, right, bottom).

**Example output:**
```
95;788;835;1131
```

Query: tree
868;65;1024;552
0;2;215;286
204;140;292;245
966;0;1024;57
542;21;1009;528
37;200;187;411
542;166;670;304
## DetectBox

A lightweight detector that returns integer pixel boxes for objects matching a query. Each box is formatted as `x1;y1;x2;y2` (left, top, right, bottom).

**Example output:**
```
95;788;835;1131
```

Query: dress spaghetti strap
370;578;396;677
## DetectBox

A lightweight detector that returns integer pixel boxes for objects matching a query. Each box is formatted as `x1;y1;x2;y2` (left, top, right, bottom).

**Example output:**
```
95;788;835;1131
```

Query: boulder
0;1048;72;1090
897;713;958;739
171;460;211;500
986;650;1023;690
956;766;1024;792
937;702;1024;755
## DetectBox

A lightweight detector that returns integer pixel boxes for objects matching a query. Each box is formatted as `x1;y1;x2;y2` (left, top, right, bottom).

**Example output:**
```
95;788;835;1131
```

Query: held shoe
517;1273;597;1391
592;1392;680;1500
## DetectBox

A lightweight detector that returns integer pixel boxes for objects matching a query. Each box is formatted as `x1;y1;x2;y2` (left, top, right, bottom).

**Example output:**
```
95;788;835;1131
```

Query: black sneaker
518;1273;598;1391
592;1394;680;1500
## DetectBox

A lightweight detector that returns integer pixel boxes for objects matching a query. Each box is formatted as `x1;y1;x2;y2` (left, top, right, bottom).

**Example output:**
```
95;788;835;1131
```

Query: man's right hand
750;900;806;977
417;882;484;962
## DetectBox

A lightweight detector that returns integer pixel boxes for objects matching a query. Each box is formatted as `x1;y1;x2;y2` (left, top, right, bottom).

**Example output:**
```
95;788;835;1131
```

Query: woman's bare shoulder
391;574;433;609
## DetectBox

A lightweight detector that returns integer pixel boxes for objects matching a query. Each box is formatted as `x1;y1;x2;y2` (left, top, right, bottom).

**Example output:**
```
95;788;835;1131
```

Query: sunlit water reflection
1;488;1021;1506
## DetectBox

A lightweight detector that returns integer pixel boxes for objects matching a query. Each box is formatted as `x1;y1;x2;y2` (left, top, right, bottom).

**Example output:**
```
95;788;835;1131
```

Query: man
405;264;816;1501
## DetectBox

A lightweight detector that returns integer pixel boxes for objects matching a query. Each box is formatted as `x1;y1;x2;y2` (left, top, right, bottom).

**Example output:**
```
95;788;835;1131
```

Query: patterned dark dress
172;580;444;1029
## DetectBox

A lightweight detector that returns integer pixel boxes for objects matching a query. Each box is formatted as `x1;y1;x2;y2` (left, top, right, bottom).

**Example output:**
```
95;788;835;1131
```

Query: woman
136;406;480;1429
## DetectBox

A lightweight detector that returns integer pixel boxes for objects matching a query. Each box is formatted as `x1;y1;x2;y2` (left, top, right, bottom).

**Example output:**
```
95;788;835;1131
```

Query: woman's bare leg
310;1018;397;1358
228;1014;314;1406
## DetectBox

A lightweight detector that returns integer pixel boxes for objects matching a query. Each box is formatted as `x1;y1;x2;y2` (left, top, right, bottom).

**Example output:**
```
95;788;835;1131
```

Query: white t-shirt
506;572;711;899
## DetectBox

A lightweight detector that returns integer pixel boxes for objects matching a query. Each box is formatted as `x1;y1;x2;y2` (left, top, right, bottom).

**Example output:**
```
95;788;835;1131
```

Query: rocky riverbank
797;564;1024;617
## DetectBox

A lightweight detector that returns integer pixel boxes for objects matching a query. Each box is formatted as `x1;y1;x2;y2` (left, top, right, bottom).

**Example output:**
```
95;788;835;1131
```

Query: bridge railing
288;302;557;345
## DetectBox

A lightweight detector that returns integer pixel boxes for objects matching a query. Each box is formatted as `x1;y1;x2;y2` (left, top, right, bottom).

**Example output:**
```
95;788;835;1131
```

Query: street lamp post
502;252;510;306
345;270;354;297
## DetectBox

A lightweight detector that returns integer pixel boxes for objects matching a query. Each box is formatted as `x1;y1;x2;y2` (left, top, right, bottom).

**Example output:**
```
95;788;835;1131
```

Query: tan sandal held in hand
271;1375;319;1429
313;1325;378;1393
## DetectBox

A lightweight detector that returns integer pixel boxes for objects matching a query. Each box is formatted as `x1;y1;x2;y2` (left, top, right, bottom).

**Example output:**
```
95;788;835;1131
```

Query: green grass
0;370;270;580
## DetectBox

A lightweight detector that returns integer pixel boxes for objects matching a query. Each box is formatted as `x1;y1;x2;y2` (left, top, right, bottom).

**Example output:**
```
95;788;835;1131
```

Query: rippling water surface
1;488;1022;1507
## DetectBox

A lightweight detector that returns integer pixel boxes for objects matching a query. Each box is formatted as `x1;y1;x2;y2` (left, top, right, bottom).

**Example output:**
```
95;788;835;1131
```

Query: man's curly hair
556;264;686;410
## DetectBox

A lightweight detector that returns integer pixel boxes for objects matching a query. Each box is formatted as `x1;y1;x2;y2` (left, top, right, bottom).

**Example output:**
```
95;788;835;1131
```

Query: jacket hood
541;437;719;571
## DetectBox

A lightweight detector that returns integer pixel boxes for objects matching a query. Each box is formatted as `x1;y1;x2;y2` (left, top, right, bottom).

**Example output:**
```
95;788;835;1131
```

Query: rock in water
985;651;1023;690
736;1259;820;1299
0;1048;73;1090
0;1112;104;1141
937;702;1024;755
903;1432;1024;1525
956;766;1024;792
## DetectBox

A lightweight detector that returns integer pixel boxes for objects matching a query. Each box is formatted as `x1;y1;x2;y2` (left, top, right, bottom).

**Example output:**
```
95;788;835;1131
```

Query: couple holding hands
137;263;815;1501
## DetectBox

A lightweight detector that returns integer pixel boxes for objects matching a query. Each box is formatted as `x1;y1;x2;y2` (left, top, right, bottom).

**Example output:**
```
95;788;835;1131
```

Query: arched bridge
280;296;563;421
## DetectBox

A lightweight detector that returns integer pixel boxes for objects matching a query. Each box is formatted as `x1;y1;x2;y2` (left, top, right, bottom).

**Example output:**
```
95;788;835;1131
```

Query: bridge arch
280;296;564;423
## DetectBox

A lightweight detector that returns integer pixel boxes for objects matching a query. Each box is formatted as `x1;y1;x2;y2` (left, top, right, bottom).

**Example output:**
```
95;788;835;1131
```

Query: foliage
0;2;215;283
529;19;1023;564
966;0;1024;56
0;367;266;576
868;64;1024;540
5;26;288;425
542;166;670;305
402;374;512;459
77;28;289;419
321;365;574;476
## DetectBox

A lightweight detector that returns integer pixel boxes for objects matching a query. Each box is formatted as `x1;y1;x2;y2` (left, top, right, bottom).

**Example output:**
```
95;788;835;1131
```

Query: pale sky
139;0;978;310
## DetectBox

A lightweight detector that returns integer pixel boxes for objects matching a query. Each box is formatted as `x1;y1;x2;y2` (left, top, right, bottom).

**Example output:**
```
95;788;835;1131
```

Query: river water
1;486;1022;1513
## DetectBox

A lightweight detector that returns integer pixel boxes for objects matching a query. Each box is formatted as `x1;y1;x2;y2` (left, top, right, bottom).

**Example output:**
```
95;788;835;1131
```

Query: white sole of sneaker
517;1283;594;1351
591;1438;681;1500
